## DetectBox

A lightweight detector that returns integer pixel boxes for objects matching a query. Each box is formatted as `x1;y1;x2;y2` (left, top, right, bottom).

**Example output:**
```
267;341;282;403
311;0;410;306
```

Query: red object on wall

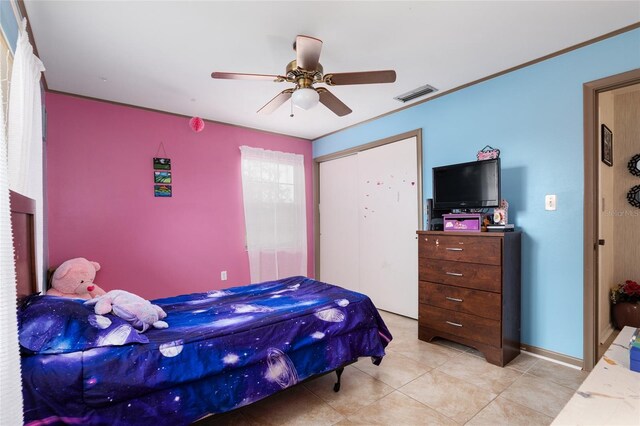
189;117;205;133
46;93;314;299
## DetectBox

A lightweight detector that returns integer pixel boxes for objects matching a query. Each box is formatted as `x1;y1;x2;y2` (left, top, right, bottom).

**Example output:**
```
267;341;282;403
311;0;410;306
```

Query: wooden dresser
416;230;521;366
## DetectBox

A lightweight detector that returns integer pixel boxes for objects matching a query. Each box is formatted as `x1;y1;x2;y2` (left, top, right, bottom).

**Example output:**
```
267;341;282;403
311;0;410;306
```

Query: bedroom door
318;132;421;318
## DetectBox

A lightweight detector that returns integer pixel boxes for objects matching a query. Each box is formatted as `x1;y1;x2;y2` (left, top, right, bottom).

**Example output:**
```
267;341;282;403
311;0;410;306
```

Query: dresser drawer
419;258;502;293
419;281;501;320
418;234;501;265
419;304;501;347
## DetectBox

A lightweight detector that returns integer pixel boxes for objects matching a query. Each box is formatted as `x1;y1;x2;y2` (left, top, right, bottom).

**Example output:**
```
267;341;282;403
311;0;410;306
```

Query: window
240;146;307;282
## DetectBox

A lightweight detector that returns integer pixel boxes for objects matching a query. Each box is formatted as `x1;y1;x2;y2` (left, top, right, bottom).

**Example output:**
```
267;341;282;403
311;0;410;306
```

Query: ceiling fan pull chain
290;98;294;118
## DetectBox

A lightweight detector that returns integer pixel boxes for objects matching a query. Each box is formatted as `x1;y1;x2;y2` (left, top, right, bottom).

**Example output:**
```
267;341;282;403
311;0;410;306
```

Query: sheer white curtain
7;18;45;289
8;18;45;194
0;44;23;425
240;146;307;282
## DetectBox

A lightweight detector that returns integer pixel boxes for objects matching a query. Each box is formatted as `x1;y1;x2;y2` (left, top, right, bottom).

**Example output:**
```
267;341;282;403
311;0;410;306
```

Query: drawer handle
446;247;463;251
446;321;463;327
445;272;463;277
445;296;463;302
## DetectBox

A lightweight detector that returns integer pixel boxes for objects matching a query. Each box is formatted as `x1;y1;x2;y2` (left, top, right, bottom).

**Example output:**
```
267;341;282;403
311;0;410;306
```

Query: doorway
583;68;640;371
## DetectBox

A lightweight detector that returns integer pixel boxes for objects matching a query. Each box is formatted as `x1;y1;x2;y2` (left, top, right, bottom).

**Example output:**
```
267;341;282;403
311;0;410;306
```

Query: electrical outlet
221;271;227;281
545;194;557;211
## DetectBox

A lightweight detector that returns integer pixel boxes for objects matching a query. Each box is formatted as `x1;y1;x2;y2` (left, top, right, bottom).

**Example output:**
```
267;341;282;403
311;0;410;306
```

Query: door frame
313;129;423;278
583;68;640;371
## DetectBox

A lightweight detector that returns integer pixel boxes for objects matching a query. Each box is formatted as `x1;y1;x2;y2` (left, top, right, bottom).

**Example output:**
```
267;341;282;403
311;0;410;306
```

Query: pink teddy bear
46;258;107;300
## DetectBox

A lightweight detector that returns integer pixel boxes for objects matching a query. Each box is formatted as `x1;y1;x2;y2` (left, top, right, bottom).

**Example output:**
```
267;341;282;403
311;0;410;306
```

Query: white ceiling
25;1;639;140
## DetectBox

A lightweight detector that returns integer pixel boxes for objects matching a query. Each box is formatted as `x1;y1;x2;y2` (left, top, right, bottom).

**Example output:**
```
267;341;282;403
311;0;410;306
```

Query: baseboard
520;343;583;369
599;324;615;345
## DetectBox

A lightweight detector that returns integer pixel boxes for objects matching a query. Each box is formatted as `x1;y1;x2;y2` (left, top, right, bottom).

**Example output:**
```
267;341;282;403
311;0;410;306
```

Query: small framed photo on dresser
601;124;613;167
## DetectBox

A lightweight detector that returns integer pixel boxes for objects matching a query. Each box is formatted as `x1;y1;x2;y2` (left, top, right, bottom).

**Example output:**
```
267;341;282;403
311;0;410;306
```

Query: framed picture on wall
601;124;613;167
153;157;171;170
154;171;172;184
154;185;172;197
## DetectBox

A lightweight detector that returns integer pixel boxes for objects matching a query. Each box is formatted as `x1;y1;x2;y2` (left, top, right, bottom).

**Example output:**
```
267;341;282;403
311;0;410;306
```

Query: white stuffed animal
85;290;168;332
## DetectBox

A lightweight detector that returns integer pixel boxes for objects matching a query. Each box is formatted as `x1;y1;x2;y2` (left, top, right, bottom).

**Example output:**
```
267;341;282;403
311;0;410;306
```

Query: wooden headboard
10;190;37;299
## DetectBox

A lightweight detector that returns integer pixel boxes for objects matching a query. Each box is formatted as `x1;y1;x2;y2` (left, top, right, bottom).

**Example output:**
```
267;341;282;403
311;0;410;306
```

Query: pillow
19;295;149;354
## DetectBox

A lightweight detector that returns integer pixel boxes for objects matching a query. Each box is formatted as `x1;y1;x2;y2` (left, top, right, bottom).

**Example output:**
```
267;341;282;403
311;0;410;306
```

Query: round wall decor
627;185;640;208
628;154;640;177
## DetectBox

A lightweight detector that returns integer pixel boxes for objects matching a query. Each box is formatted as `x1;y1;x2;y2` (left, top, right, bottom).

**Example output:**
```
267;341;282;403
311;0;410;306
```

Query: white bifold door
319;136;419;318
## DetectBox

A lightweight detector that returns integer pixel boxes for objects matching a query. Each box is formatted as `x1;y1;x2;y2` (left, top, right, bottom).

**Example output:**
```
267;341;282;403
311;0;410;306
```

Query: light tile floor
197;311;588;425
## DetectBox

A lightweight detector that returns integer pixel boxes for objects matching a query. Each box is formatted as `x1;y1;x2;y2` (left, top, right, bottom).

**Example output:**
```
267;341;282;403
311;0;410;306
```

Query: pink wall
46;93;314;299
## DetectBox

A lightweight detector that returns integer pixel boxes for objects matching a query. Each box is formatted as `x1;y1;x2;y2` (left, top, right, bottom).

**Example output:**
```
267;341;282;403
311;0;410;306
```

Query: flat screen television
432;159;501;210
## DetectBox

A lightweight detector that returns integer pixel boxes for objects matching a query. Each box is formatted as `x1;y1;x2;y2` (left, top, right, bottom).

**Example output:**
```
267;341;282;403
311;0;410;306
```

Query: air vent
394;84;438;103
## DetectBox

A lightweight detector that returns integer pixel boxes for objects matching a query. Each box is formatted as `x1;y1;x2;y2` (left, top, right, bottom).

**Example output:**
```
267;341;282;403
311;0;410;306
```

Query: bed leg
333;367;344;392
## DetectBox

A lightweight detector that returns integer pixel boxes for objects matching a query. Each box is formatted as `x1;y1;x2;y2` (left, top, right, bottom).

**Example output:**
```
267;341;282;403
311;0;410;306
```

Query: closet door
357;137;419;318
319;154;360;292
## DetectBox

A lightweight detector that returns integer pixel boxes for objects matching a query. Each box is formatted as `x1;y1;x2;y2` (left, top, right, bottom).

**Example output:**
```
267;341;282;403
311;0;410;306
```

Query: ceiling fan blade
211;72;282;82
296;35;323;71
257;89;294;114
324;70;396;86
317;88;352;117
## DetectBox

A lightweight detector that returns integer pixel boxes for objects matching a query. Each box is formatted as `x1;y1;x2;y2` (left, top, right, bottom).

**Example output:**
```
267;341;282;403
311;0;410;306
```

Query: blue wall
0;0;18;51
313;29;640;359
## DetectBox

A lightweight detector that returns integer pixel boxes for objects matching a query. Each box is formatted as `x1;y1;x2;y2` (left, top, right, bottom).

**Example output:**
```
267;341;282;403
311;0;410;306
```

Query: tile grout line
462;391;499;426
394;366;499;425
459;366;558;424
497;390;561;423
351;353;433;389
460;367;528;425
303;367;394;421
524;361;589;392
395;386;461;425
501;395;556;423
299;382;347;423
521;358;540;374
329;416;346;426
522;371;585;394
498;374;573;420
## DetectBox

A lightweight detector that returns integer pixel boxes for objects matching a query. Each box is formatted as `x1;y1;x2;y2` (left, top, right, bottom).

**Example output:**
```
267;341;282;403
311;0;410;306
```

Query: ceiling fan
211;35;396;117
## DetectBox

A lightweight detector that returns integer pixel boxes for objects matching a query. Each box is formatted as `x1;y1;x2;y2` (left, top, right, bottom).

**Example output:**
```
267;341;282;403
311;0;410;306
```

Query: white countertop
552;326;640;425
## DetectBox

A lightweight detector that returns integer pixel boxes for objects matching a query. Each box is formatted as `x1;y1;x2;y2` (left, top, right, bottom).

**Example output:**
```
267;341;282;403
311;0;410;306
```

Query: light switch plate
545;194;557;211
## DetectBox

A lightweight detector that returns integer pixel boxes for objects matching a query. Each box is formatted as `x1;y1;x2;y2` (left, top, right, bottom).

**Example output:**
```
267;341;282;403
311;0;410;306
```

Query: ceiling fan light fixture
291;87;319;110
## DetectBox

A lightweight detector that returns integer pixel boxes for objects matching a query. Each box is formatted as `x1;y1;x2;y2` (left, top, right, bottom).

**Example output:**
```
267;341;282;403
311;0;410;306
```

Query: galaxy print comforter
20;276;392;425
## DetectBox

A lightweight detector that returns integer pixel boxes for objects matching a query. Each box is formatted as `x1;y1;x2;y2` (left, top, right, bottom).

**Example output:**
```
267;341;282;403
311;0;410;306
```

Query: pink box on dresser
443;213;483;232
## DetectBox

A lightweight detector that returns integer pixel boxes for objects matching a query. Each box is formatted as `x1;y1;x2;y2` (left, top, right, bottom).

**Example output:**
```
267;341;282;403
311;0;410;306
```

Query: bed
14;196;392;426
